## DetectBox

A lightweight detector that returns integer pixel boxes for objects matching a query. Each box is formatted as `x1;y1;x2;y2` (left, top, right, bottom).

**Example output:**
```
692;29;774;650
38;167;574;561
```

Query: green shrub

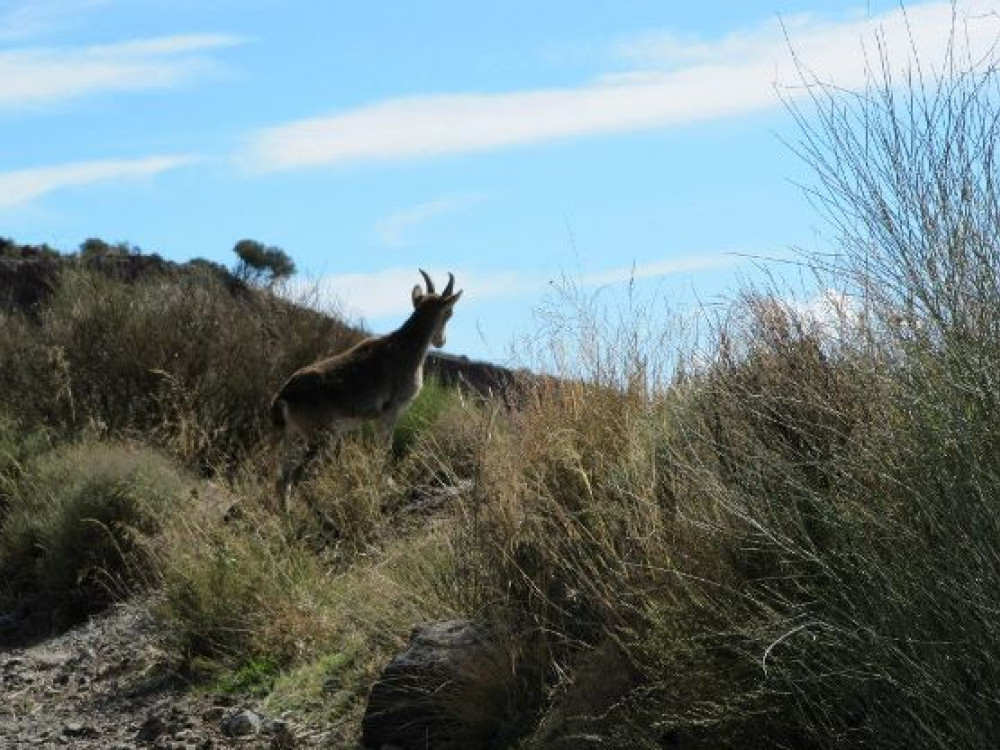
213;655;283;697
395;378;495;490
0;441;193;625
392;377;458;456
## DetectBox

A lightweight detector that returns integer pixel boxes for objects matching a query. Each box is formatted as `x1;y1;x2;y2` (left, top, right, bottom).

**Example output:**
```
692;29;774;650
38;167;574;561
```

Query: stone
137;714;168;743
361;619;516;750
63;722;99;739
221;709;263;738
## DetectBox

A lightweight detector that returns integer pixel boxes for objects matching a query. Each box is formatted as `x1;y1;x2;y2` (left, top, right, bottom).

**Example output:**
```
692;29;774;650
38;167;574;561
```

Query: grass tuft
0;441;193;626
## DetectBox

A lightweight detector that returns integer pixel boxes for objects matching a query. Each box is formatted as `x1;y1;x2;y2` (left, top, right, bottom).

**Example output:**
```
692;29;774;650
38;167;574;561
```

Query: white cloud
245;74;768;171
0;155;198;209
246;1;1000;171
375;193;486;247
613;18;797;69
788;288;862;337
0;33;244;107
0;0;112;42
288;253;739;322
286;267;533;320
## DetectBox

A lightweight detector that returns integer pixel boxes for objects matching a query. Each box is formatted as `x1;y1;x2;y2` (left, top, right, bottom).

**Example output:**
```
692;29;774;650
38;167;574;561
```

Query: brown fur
270;270;462;509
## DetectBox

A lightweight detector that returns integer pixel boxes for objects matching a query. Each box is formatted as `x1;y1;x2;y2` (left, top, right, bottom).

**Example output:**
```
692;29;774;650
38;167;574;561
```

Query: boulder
362;619;520;750
221;709;263;738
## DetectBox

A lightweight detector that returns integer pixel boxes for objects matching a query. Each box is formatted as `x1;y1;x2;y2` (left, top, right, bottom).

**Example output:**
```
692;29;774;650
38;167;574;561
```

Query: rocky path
0;604;319;749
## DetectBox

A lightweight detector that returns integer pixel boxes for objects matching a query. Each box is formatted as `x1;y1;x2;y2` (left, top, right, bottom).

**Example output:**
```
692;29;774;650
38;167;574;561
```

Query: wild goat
270;269;462;508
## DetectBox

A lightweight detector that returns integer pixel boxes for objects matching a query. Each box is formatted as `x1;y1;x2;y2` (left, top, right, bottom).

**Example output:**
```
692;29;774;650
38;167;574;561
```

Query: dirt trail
0;604;320;749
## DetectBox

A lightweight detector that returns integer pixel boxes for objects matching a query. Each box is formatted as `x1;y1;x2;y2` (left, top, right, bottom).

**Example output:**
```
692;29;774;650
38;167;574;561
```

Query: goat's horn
419;269;435;294
443;272;455;297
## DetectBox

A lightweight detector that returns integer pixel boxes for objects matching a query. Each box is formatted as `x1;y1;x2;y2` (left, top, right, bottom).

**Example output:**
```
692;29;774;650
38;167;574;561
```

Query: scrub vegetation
1;40;998;749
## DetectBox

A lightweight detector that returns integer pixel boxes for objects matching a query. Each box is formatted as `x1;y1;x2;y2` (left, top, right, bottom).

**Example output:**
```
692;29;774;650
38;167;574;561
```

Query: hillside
6;16;1000;746
0;242;523;405
2;192;1000;749
0;241;539;747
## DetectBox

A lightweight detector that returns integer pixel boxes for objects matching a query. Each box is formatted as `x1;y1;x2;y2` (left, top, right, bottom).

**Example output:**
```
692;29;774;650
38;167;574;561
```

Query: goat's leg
271;430;293;513
291;441;320;484
377;411;400;454
275;439;320;514
276;464;289;512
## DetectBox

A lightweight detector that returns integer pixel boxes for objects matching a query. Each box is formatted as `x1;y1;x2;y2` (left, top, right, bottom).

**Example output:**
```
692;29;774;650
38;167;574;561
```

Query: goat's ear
445;289;463;305
412;285;424;306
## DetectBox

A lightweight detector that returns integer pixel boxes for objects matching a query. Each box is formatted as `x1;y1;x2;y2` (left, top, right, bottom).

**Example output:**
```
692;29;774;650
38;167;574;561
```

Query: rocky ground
0;604;324;749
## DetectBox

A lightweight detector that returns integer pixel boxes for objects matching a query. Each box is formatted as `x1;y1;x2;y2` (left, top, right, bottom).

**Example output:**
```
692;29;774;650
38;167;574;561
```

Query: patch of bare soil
0;603;322;749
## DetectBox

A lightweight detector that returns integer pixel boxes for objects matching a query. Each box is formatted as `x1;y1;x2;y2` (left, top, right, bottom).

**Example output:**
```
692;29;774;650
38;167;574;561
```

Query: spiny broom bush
459;25;1000;749
444;275;1000;748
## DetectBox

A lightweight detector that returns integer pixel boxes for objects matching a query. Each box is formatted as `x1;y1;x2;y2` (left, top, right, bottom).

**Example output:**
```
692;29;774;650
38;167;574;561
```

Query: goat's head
412;269;463;348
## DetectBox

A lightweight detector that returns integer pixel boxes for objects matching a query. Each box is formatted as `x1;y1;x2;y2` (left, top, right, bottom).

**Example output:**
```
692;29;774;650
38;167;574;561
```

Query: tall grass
421;275;997;747
435;27;1000;749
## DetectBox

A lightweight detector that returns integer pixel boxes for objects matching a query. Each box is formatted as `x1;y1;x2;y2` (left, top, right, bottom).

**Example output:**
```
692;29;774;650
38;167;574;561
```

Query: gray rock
63;722;99;738
221;709;263;738
361;619;517;750
137;714;168;743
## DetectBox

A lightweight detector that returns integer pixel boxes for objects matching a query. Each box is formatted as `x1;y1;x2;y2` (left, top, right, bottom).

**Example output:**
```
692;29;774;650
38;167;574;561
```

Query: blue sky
2;1;998;362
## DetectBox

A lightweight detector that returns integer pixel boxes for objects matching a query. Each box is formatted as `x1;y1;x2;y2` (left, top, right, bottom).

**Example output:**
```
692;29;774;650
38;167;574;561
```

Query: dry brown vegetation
3;34;1000;749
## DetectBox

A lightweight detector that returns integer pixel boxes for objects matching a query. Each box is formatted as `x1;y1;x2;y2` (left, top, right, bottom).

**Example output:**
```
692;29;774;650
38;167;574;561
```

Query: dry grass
2;252;998;747
2;28;1000;747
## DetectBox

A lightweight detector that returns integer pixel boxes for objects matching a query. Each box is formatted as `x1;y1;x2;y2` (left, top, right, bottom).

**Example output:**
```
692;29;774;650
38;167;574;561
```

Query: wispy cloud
0;155;198;210
376;193;486;247
246;1;1000;171
612;13;817;69
291;253;738;321
287;267;534;320
0;33;244;107
0;0;112;42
